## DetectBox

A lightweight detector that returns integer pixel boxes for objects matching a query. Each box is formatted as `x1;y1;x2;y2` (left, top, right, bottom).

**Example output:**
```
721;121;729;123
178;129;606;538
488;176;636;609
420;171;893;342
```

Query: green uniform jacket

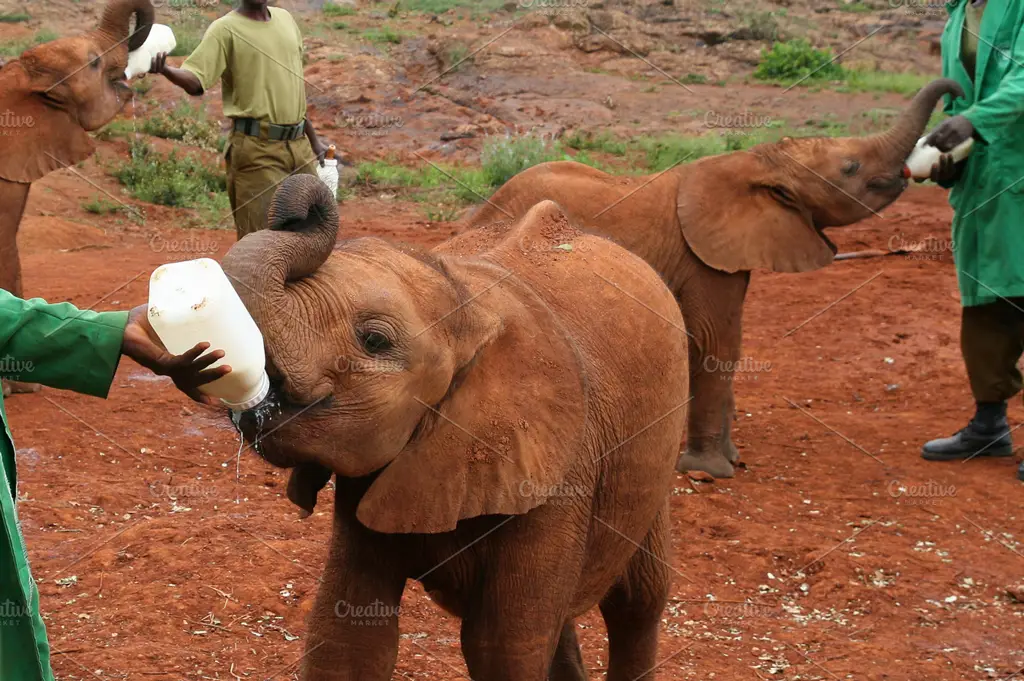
941;0;1024;306
0;291;126;681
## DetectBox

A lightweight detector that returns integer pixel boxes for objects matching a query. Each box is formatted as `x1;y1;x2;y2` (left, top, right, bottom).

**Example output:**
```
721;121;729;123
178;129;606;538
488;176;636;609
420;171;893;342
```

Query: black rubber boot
922;402;1014;461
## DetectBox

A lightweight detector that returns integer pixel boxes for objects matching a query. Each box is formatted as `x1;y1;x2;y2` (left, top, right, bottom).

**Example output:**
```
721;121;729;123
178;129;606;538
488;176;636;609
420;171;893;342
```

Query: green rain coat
0;291;127;681
941;0;1024;307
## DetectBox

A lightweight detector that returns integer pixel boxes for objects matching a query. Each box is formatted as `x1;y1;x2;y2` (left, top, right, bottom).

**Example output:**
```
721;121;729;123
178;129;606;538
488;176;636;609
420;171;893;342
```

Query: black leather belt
232;118;305;141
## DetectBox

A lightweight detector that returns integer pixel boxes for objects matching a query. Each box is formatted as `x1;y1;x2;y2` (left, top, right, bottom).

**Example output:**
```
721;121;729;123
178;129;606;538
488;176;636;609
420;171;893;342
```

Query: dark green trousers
962;298;1024;403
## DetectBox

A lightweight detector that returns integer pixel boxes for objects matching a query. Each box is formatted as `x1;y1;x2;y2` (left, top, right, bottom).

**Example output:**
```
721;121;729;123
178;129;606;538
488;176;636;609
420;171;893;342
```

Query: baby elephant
224;175;689;681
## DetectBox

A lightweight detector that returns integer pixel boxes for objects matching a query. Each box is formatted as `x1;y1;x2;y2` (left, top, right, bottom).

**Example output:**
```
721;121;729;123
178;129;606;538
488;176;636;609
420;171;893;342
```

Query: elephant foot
724;438;741;464
2;380;41;397
676;449;735;479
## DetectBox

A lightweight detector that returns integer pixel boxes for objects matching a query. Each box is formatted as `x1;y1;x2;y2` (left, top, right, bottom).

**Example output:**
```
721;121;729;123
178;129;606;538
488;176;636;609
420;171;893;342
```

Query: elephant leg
298;528;405;681
0;180;29;296
0;182;40;397
598;504;670;681
674;267;750;478
548;620;587;681
461;514;584;681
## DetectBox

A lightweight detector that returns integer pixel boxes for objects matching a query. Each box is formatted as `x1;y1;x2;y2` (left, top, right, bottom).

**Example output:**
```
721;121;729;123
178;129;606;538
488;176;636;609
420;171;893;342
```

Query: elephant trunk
97;0;155;52
222;175;339;351
868;78;965;165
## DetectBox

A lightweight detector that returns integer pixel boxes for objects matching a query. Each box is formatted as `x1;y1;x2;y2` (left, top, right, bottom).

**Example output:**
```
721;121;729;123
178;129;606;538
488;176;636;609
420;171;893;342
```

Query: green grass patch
0;12;31;23
113;139;229;225
755;39;936;97
564;130;628;156
141;100;223;152
131;78;155;96
94;119;137;141
399;0;506;13
0;29;58;57
363;26;403;44
323;1;356;16
167;15;207;57
837;1;876;12
840;70;935;96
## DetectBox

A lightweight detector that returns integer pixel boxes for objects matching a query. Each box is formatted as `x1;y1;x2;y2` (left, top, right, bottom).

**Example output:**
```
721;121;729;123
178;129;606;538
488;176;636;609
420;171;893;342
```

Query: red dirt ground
8;182;1023;681
4;1;1023;679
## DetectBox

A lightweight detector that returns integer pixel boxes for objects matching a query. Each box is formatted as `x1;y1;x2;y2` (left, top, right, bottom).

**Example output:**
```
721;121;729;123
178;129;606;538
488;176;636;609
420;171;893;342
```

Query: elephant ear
0;63;96;183
357;202;589;535
677;151;835;274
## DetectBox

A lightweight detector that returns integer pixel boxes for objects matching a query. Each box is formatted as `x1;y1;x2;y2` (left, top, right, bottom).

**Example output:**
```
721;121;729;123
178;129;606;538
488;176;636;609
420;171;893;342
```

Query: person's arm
0;291;227;404
938;26;1024;145
150;53;204;96
304;118;327;167
152;22;228;98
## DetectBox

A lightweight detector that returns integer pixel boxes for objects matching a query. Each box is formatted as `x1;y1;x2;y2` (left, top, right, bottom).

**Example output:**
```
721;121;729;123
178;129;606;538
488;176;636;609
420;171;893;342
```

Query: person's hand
915;153;962;185
121;304;231;406
310;138;328;167
925;115;975;152
149;52;169;76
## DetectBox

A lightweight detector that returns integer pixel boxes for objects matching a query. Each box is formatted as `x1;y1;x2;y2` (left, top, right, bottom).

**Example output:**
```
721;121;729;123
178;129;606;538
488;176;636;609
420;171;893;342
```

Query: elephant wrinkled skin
464;78;964;478
224;175;689;681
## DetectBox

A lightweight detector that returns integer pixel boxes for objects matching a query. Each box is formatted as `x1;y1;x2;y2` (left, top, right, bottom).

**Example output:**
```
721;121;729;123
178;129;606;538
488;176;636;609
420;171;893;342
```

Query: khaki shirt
182;8;307;124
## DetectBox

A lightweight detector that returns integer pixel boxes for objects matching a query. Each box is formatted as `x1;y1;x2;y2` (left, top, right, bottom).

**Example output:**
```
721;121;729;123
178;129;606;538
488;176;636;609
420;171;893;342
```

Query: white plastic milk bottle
148;258;270;411
903;135;974;179
317;145;339;198
125;24;177;80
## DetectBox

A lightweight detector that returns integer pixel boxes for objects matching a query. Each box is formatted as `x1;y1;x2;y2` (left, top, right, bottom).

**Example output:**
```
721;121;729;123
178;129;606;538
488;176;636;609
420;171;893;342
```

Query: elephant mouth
232;389;334;468
868;174;909;195
814;226;838;255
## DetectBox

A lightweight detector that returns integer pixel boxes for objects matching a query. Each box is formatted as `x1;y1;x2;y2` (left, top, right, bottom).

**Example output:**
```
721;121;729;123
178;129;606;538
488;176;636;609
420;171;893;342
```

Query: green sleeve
0;290;128;398
961;26;1024;143
181;22;229;92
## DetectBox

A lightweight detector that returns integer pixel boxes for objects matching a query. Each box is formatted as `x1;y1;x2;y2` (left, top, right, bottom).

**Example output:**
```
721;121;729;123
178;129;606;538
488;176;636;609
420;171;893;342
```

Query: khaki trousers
225;129;318;239
961;298;1024;403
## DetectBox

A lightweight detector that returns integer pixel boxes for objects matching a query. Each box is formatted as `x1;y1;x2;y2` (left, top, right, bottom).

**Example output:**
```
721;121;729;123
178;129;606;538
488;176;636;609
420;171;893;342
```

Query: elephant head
0;0;154;183
677;78;965;273
223;176;587;534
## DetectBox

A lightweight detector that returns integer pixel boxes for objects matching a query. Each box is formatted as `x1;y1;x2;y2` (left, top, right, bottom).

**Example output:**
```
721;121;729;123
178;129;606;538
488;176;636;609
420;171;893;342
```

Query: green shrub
0;12;31;23
480;134;564;187
323;1;356;16
754;39;844;82
564;130;628;156
113;140;229;222
141;100;223;152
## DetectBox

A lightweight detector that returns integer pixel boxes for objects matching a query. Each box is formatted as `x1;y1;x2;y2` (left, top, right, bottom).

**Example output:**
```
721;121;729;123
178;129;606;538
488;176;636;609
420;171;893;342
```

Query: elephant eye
842;159;861;176
360;330;392;355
